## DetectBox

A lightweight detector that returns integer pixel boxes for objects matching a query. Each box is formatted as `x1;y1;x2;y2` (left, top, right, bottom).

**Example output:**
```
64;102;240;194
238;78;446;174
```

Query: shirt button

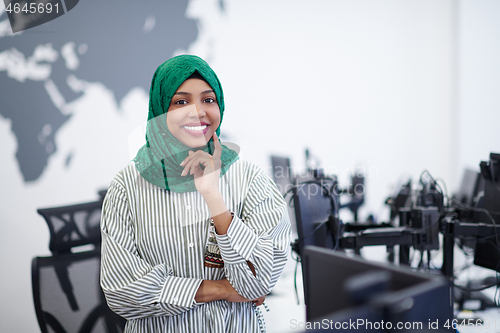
234;243;240;251
186;205;191;210
173;296;178;302
189;242;194;247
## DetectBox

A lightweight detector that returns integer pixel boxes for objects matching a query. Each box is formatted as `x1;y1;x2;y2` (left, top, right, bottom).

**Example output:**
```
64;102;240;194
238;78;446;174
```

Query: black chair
37;200;103;254
32;250;125;333
32;196;126;333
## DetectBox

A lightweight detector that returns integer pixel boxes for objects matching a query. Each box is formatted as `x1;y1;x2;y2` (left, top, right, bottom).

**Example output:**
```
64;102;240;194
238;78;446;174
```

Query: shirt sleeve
215;166;291;300
100;180;203;320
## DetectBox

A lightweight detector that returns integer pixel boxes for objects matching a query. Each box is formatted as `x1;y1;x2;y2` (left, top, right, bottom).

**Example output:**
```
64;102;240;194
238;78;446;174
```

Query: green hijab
133;55;239;193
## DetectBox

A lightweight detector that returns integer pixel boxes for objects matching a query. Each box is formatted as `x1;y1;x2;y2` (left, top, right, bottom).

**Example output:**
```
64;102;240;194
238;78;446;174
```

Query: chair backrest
32;250;126;333
37;200;103;254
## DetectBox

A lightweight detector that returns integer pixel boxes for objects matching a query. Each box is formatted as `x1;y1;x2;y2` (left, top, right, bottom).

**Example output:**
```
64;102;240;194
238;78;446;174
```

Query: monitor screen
303;246;454;332
292;181;335;258
474;153;500;225
270;155;297;234
455;169;481;208
472;153;500;271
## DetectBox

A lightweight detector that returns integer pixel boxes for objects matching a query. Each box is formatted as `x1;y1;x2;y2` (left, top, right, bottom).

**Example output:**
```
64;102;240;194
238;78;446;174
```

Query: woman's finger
181;152;201;176
253;296;265;306
180;150;212;167
181;155;202;176
181;151;211;176
212;132;222;160
180;150;205;170
192;163;204;179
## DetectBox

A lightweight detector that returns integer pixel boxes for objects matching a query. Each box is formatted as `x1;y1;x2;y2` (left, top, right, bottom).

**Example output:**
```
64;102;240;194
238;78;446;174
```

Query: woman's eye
204;97;215;103
175;100;188;105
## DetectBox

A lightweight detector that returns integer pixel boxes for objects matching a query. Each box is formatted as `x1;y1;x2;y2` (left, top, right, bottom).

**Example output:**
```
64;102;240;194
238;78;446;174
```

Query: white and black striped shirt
100;159;291;333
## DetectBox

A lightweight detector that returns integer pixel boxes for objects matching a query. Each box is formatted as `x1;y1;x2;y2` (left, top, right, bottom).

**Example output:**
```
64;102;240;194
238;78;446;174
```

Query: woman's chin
184;138;210;148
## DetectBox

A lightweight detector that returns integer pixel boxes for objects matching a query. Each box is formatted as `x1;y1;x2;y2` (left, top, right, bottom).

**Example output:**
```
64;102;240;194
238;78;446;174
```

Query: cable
292;249;300;305
448;197;499;245
434;177;449;206
427;249;441;271
332;218;342;251
419;169;499;245
419;170;445;199
427;250;431;271
282;186;295;208
300;220;329;244
417;250;424;269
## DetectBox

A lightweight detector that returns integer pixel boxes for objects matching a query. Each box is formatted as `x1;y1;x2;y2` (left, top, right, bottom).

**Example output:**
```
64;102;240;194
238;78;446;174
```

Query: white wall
457;0;500;177
197;0;457;222
1;0;499;331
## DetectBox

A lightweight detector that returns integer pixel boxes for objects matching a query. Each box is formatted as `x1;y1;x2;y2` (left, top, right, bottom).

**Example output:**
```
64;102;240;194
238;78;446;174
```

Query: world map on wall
0;0;220;182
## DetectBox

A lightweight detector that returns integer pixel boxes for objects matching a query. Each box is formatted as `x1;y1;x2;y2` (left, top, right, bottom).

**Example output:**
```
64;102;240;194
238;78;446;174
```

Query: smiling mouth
182;125;208;131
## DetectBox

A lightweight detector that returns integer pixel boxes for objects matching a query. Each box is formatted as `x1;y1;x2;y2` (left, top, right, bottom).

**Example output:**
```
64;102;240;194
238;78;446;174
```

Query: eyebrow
174;89;215;96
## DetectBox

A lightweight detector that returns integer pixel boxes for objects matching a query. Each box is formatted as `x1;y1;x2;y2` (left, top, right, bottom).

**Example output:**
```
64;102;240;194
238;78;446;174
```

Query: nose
189;102;206;118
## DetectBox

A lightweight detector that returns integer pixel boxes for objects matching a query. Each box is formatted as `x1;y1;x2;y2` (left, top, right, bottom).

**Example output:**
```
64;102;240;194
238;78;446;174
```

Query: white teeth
183;125;207;131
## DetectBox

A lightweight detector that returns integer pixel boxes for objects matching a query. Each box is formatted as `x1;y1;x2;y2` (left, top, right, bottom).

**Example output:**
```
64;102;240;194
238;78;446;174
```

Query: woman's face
166;78;221;148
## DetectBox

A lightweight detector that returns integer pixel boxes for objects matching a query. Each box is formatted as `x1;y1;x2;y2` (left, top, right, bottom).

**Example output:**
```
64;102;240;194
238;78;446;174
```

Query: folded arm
212;168;291;300
100;181;203;320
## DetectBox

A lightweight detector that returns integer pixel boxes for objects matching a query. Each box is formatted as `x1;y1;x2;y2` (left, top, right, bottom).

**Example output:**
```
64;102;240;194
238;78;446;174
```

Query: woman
100;55;291;333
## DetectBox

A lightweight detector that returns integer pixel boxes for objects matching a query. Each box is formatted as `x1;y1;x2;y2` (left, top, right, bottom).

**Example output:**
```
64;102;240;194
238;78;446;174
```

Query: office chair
37;200;103;254
32;250;125;333
32;198;126;333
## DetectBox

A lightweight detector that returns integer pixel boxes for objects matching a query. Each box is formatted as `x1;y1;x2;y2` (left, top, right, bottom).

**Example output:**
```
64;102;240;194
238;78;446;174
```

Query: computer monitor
455;169;481;208
473;153;500;271
475;153;500;224
271;155;297;235
293;180;339;305
303;246;454;332
270;155;294;196
292;181;336;258
452;169;483;223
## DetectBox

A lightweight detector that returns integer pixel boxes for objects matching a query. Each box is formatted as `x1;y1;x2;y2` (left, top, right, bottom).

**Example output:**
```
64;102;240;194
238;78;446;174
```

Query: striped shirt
100;159;291;333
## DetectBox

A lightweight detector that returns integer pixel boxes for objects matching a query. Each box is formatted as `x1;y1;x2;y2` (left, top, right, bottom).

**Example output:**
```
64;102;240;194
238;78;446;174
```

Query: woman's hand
180;132;222;197
253;295;266;307
220;279;266;306
181;132;230;232
195;278;266;306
